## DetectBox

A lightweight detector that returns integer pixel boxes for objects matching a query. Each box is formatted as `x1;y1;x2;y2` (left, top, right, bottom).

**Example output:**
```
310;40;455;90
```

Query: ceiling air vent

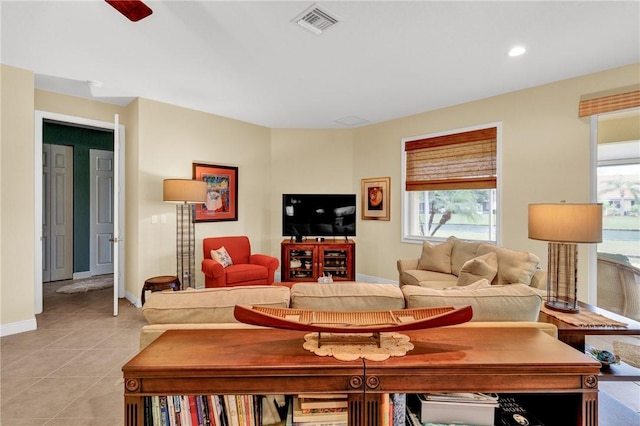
293;4;339;35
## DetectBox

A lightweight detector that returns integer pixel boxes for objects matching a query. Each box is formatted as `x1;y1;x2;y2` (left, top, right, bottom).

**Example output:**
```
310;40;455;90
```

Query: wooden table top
123;327;600;379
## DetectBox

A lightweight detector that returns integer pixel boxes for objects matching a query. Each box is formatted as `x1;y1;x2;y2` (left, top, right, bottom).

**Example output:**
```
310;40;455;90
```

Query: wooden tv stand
123;328;601;426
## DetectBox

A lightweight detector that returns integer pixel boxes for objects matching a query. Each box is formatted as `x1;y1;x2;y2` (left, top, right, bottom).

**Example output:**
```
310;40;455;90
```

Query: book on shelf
297;393;348;400
298;398;348;410
292;396;348;424
408;393;498;426
496;396;544;426
392;393;406;426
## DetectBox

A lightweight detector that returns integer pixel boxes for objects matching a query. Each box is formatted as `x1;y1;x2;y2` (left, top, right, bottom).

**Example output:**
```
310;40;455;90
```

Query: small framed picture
192;163;238;222
361;177;390;221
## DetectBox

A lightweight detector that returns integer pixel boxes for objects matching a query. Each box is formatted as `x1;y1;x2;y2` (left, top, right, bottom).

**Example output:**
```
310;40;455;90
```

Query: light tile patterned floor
1;278;146;425
1;280;638;425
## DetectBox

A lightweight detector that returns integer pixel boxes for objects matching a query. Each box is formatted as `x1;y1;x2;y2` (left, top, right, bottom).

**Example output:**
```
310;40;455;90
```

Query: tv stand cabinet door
281;241;317;281
318;240;355;281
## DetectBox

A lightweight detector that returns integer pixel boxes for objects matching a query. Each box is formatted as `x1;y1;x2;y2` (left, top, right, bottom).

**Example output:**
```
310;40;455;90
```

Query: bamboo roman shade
578;90;640;117
405;127;497;191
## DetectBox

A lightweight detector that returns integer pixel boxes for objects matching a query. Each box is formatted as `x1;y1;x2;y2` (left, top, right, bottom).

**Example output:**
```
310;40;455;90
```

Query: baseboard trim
0;317;37;337
125;290;142;309
73;271;92;280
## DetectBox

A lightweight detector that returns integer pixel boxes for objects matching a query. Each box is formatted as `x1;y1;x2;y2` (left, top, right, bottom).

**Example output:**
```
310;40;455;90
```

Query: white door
90;149;114;276
43;144;74;282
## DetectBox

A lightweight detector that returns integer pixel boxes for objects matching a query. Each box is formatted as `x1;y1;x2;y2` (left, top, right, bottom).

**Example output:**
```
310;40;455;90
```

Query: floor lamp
528;203;602;313
163;179;207;289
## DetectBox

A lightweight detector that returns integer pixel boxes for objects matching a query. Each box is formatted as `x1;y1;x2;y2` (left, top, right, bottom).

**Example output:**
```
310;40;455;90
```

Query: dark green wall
43;121;114;273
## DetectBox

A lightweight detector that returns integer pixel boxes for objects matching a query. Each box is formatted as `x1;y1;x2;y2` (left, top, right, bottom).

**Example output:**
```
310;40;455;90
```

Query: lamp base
545;300;580;314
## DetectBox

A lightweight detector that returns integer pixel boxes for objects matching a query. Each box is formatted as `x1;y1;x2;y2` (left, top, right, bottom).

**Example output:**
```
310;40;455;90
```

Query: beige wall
352;63;640;301
1;65;36;333
269;128;355;256
135;99;272;289
1;61;639;335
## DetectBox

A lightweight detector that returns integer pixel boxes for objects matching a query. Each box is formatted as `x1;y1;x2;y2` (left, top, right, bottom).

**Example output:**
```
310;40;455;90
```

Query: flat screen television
282;194;356;241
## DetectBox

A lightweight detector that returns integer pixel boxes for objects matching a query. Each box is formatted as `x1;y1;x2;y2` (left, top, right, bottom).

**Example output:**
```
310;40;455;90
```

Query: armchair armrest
201;258;224;278
250;253;280;270
397;258;419;273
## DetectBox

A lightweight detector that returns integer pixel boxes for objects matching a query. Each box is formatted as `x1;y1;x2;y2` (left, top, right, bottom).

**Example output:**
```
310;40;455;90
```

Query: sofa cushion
477;244;540;286
290;282;405;311
142;286;291;324
211;246;233;267
417;240;453;273
402;282;542;322
448;236;482;276
399;269;458;287
457;252;498;286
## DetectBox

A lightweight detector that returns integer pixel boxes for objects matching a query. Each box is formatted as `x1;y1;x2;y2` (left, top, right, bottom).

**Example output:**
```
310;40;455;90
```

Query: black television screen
282;194;356;240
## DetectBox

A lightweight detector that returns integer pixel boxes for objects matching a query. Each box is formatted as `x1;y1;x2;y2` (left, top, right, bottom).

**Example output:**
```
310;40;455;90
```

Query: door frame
34;111;125;314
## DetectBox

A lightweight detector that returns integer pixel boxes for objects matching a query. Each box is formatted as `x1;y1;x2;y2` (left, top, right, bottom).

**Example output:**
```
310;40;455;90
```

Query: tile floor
1;280;638;425
1;278;146;425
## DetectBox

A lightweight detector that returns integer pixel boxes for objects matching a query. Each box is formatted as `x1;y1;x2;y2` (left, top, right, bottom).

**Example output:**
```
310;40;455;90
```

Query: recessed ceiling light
508;46;526;57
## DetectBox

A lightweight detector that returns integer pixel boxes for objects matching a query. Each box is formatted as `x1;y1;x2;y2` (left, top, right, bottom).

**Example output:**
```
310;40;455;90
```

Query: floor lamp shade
528;203;602;313
163;179;207;288
163;179;207;204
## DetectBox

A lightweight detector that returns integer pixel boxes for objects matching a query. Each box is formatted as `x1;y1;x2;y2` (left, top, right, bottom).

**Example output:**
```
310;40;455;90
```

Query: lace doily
302;332;414;361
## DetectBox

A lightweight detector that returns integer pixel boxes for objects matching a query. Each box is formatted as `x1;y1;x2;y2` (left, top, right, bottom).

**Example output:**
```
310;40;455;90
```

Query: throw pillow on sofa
457;252;498;286
477;244;539;286
417;240;453;274
447;236;483;275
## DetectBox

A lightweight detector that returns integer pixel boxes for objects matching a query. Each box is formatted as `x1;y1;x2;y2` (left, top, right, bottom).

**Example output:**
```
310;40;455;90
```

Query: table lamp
163;179;207;288
528;202;602;313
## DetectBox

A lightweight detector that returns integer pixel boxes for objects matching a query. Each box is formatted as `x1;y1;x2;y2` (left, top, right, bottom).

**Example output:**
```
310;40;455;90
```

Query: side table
141;275;181;305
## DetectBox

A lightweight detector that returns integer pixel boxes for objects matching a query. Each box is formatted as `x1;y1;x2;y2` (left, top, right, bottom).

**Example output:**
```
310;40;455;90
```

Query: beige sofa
397;236;546;292
140;282;556;350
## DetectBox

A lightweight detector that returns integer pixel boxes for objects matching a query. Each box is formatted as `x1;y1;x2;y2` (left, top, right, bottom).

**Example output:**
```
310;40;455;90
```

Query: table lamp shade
528;203;603;314
163;179;207;204
528;203;602;243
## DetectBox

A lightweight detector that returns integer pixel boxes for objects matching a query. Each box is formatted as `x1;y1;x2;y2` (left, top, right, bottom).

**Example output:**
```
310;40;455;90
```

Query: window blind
578;90;640;117
405;127;497;191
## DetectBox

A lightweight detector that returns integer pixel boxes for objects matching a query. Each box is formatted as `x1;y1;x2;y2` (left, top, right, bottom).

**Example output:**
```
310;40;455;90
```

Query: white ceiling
2;1;639;129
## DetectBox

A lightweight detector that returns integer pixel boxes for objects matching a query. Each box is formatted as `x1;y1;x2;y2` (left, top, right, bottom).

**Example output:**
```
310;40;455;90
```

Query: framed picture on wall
361;177;390;220
192;163;238;222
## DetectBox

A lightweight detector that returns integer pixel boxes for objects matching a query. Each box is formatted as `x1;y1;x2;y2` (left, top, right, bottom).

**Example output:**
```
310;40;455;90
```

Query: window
597;140;640;268
402;124;499;243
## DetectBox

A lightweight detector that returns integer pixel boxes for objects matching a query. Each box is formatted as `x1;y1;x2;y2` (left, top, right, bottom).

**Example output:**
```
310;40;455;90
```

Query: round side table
141;275;181;305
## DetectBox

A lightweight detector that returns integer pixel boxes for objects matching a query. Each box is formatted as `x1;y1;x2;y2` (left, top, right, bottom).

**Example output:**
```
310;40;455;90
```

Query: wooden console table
123;327;601;426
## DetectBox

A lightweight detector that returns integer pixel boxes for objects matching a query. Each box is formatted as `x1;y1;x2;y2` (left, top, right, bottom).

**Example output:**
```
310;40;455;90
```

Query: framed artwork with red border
192;163;238;222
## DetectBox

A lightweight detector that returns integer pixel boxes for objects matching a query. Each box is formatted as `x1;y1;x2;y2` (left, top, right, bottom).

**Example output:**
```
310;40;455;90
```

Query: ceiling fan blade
105;0;153;22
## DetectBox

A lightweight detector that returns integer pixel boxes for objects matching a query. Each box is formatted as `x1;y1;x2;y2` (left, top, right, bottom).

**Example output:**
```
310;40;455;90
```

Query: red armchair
201;236;279;288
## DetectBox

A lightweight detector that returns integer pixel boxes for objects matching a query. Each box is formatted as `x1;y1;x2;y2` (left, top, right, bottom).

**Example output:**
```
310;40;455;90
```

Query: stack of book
292;393;349;426
407;392;499;426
